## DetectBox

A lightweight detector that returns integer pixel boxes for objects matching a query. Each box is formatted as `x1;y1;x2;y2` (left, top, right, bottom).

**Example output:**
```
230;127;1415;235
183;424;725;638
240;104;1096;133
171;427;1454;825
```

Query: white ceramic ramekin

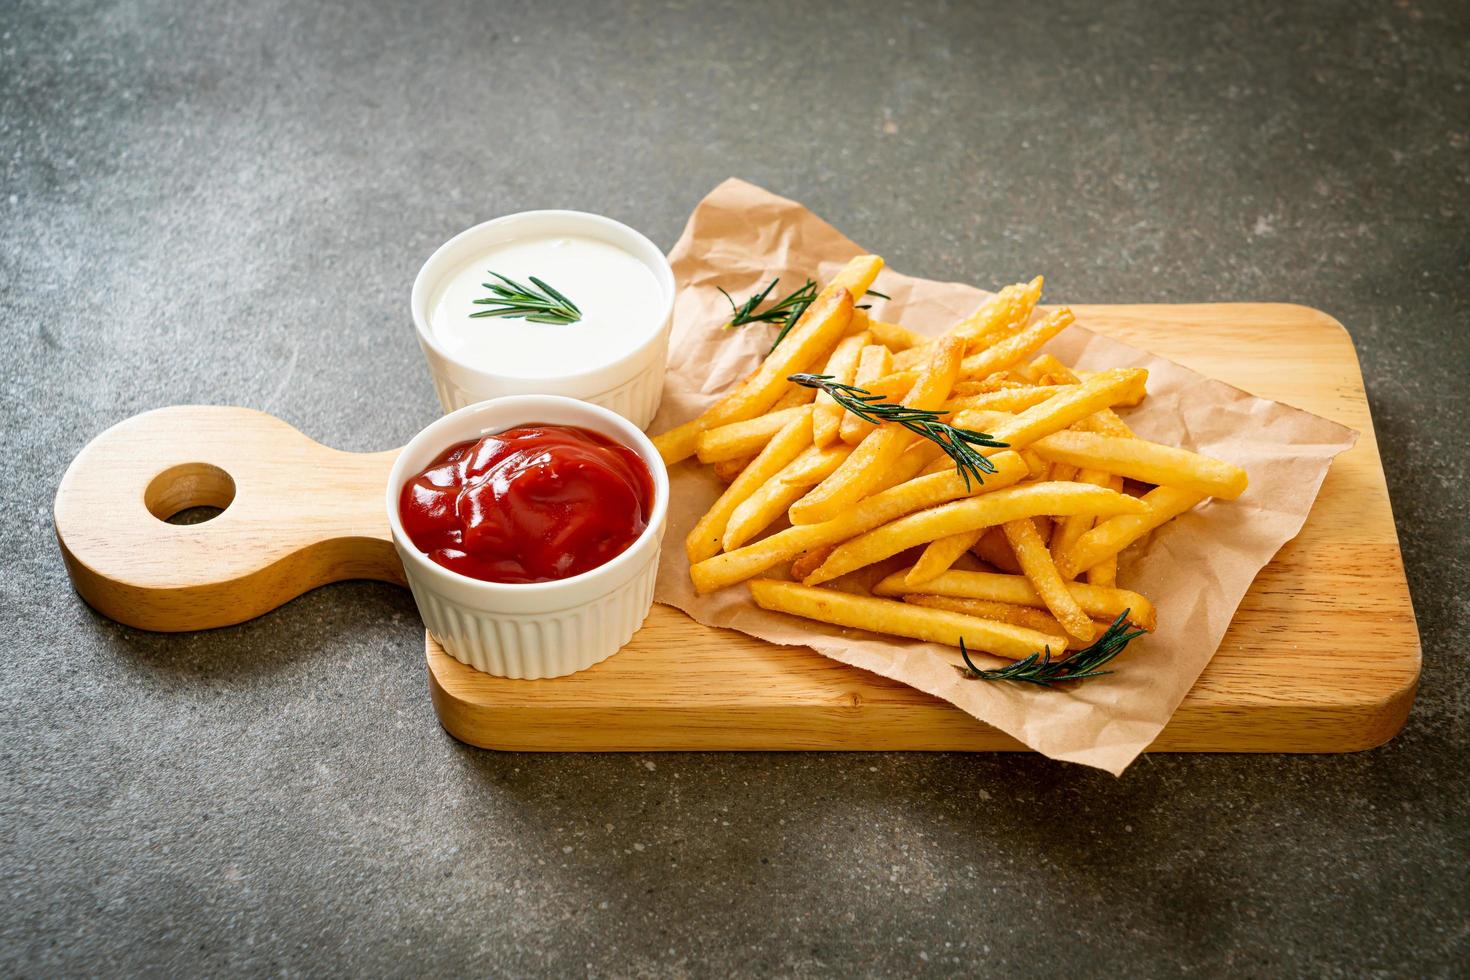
386;395;670;680
411;211;675;429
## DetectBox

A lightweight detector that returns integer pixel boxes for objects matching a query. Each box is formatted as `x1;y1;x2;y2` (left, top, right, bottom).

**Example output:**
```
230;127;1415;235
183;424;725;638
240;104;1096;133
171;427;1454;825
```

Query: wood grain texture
55;406;402;631
53;304;1420;752
427;304;1421;754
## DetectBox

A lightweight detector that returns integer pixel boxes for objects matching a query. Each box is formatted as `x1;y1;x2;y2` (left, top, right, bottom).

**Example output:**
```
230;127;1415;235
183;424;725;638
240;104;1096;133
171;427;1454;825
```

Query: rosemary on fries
721;278;889;353
787;372;1008;489
470;271;582;325
957;612;1146;686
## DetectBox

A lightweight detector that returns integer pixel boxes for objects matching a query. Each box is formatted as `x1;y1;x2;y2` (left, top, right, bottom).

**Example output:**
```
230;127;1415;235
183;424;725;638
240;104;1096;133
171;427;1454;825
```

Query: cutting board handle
54;406;404;632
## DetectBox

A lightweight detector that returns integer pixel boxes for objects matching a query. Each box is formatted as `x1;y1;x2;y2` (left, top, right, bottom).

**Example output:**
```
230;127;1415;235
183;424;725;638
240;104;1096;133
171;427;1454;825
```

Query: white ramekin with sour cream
387;394;670;680
411;211;675;429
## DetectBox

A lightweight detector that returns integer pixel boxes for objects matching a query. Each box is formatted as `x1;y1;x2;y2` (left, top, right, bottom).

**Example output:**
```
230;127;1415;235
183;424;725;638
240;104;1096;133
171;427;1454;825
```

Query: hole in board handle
144;463;236;524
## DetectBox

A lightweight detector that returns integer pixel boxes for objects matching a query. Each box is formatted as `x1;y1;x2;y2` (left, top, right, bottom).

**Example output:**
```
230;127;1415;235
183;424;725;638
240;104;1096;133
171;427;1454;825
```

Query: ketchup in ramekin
398;424;655;584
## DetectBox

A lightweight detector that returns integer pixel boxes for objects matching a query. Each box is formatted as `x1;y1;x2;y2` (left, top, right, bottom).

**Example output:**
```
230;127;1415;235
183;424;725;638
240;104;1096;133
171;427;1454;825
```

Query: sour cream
429;235;665;380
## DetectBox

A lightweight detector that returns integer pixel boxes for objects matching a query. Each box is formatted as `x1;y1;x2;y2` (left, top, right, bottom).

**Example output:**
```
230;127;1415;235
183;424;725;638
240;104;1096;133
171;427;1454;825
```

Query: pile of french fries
652;255;1248;667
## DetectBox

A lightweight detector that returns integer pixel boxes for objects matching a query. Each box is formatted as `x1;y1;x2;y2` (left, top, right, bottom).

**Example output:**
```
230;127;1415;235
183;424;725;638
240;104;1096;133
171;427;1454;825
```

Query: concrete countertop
3;1;1465;975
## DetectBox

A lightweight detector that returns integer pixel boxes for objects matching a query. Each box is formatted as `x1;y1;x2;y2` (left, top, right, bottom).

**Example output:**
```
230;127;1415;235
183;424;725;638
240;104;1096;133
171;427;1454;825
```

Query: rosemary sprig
787;373;1008;489
470;271;582;325
719;278;819;352
956;612;1147;686
720;279;888;353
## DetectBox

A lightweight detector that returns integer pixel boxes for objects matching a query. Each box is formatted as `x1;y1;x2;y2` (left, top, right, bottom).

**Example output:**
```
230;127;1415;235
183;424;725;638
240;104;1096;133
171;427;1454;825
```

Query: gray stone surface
3;0;1467;975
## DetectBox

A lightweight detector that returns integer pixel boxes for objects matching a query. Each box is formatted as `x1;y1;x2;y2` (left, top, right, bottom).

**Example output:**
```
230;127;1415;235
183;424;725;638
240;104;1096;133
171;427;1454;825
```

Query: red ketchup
398;424;655;584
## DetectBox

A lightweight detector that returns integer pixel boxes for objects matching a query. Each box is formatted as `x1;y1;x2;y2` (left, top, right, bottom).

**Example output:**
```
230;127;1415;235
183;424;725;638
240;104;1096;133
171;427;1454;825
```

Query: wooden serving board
55;304;1420;753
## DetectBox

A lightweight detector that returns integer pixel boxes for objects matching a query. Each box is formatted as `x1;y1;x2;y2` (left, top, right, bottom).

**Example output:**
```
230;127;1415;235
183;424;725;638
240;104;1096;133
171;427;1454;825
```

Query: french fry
789;544;836;581
903;595;1106;649
959;307;1074;379
1049;468;1113;577
652;256;880;464
869;440;940;494
855;371;914;404
972;526;1022;573
1001;518;1093;640
686;407;814;563
1054;485;1207;579
748;579;1066;659
696;406;810;463
722;444;851;551
713;454;753;482
943;385;1074;416
700;285;857;431
952;367;1148;456
893;277;1043;370
905;530;982;588
873;568;1156;632
1029;354;1142;423
867;319;927;352
826;256;887;303
1088;553;1119;588
803;481;1148;586
688;451;1029;594
840;344;896;444
792;336;964;524
652;419;704;467
812;331;871;448
770;383;818;410
1030;430;1247;500
952;375;1025;396
1086;477;1125;587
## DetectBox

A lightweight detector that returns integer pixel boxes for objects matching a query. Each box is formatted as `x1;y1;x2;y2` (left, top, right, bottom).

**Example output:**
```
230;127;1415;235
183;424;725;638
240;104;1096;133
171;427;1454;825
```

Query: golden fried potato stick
1049;468;1113;578
812;331;871;448
1085;475;1126;587
652;419;705;467
873;568;1156;631
1054;485;1207;579
1088;554;1119;588
903;595;1107;649
803;481;1148;586
722;444;852;551
688;451;1029;593
1001;518;1094;640
771;383;818;410
1030;430;1247;500
952;376;1025;396
952;368;1149;458
959;307;1074;380
909;444;1075;587
867;319;927;352
893;276;1044;371
695;406;810;463
652;256;881;464
788;544;837;581
686;407;814;563
972;526;1022;573
943;385;1074;416
712;454;754;482
1028;353;1140;427
748;579;1066;659
840;344;896;444
792;336;964;525
905;529;983;588
701;286;858;430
